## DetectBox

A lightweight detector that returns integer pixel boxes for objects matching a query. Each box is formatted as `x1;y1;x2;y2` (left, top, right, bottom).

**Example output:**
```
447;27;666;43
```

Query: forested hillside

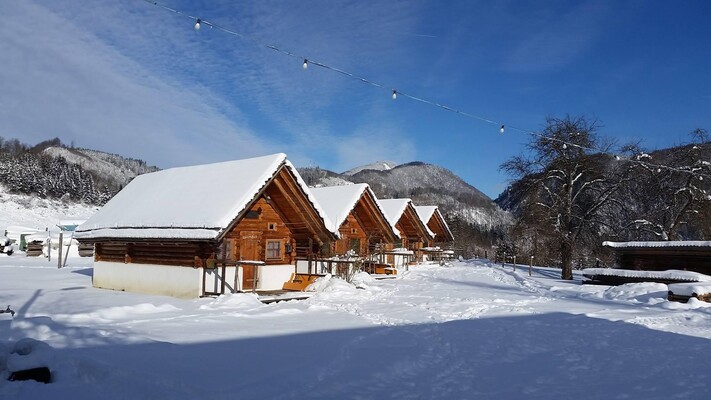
0;137;157;205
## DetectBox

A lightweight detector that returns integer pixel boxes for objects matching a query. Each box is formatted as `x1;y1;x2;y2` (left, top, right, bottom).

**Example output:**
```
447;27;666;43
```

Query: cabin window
266;240;281;260
349;238;361;253
245;209;261;219
351;228;357;234
217;240;233;260
267;222;277;231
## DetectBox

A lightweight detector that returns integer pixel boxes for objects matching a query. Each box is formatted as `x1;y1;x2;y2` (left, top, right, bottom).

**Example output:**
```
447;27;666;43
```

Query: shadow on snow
2;311;710;399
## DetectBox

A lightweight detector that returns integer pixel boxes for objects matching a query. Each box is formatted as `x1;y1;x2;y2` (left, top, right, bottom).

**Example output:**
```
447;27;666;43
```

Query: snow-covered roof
378;199;411;228
414;206;437;224
309;184;398;237
414;205;453;240
309;184;369;234
76;153;334;240
581;268;711;282
603;241;711;249
379;199;434;239
668;282;711;296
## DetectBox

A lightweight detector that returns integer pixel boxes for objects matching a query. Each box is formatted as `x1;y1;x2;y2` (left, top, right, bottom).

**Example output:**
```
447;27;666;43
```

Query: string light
562;143;567;150
140;0;711;181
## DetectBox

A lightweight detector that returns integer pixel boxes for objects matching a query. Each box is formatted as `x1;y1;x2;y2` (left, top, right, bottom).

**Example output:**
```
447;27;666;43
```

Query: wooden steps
282;273;324;291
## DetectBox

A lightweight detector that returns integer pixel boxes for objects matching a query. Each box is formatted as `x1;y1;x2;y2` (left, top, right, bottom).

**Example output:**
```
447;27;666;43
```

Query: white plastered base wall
93;261;203;299
93;261;295;298
257;264;294;291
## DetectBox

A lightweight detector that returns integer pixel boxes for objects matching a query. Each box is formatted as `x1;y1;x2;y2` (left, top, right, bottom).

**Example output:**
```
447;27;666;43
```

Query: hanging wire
140;0;710;180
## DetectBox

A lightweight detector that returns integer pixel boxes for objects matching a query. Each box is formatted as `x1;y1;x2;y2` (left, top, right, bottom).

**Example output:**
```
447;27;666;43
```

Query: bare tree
617;129;711;240
501;116;623;279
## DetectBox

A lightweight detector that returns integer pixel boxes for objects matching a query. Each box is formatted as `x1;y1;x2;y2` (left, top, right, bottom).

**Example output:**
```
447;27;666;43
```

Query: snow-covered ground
0;185;98;233
2;254;710;399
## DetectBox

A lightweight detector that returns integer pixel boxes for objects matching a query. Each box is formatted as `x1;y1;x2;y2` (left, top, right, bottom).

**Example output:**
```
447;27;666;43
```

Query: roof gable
379;199;434;240
310;184;368;233
77;153;335;240
415;205;454;242
310;184;399;239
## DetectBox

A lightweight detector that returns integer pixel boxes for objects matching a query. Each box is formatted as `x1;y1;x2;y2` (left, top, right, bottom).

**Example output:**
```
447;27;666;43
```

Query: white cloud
1;0;428;172
0;1;274;168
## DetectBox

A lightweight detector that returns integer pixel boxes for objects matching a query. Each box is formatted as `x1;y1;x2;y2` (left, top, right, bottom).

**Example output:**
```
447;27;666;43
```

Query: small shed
603;241;711;275
76;153;337;298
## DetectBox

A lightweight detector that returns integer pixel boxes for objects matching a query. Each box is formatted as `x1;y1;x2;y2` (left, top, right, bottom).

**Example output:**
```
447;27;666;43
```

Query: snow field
1;256;711;399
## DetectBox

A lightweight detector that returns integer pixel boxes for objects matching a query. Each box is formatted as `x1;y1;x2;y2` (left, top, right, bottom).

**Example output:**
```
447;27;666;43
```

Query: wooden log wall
618;250;711;274
335;213;368;255
226;197;296;265
95;242;214;267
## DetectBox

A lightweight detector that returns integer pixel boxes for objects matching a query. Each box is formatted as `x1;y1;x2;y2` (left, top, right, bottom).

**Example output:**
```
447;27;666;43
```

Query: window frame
265;239;282;261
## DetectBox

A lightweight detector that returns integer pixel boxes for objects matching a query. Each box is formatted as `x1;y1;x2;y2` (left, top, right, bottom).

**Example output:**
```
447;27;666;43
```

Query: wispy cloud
1;0;427;172
0;1;276;168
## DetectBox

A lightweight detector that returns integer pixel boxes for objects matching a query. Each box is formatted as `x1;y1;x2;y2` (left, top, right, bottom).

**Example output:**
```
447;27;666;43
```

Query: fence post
58;232;63;269
529;256;534;276
513;256;516;271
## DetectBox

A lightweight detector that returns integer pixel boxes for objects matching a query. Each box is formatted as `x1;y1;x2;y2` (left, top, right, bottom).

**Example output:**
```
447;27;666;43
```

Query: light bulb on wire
392;90;397;100
303;59;308;69
194;19;201;30
499;125;505;134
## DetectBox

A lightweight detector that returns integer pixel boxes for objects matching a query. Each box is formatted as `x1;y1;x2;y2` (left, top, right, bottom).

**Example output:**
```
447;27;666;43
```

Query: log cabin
309;184;398;257
75;153;337;298
378;199;434;266
414;205;455;262
414;206;454;247
603;240;711;276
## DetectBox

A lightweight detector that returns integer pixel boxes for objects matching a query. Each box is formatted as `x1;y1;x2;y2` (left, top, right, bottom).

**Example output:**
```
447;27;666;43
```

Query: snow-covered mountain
299;161;512;255
342;160;398;176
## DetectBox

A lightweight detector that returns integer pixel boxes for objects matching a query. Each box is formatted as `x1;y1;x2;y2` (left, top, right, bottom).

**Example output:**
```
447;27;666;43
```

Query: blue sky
2;1;709;198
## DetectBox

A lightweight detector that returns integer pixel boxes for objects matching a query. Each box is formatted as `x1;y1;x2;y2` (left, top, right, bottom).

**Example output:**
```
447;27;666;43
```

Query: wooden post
529;256;534;276
513;256;516;271
308;238;313;275
62;231;73;269
220;241;227;295
47;237;51;262
252;264;258;294
58;232;63;269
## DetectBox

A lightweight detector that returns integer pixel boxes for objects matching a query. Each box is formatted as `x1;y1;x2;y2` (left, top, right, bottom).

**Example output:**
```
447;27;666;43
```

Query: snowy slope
342;160;397;176
2;254;711;398
0;184;98;233
43;146;158;187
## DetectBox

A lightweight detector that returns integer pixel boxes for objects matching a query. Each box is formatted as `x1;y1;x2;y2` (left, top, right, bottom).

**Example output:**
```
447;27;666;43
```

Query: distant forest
0;136;152;205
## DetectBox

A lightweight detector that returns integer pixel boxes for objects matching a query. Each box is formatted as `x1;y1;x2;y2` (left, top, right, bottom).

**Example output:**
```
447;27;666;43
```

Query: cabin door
240;231;261;291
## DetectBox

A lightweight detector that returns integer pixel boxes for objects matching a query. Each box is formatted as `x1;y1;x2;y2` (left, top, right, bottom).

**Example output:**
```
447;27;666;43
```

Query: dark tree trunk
560;239;573;280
